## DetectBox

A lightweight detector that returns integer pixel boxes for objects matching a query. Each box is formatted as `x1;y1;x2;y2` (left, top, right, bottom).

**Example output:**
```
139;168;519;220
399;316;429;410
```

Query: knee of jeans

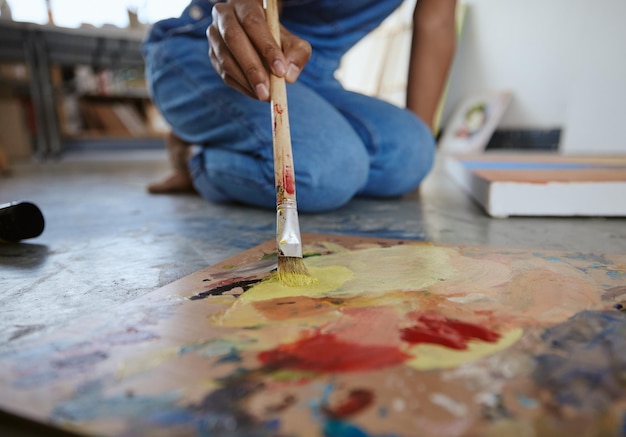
404;137;435;191
295;161;369;213
395;140;435;195
365;132;435;198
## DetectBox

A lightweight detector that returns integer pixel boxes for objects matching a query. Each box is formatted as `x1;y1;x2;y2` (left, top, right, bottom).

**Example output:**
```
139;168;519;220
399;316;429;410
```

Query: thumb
280;28;312;83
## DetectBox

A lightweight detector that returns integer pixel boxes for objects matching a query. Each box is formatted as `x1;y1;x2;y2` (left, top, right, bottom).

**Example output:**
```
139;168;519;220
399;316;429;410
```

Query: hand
207;0;312;101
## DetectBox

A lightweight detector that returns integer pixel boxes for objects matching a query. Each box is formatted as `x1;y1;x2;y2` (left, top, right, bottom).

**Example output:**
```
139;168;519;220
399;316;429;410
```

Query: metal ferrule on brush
276;199;303;258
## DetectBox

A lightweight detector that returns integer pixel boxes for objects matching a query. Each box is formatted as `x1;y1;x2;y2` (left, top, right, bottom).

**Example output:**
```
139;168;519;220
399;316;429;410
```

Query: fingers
233;1;288;77
207;0;312;99
280;27;311;83
209;3;268;100
208;1;280;101
208;22;264;100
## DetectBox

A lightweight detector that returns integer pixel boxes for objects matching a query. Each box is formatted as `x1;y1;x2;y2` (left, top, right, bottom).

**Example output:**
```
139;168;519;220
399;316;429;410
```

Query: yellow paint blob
406;328;524;371
235;244;457;304
307;244;456;296
239;265;354;304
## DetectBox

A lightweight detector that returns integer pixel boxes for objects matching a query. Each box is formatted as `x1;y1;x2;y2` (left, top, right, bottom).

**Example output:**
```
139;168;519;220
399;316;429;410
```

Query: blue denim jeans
143;0;434;212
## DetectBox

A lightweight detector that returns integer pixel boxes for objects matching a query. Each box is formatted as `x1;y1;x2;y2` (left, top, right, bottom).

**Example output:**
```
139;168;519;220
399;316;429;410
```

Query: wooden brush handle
265;0;297;205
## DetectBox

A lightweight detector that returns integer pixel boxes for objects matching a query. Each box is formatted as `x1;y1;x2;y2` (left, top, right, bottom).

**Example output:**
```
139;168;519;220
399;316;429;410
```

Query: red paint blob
258;332;408;373
274;103;284;114
401;312;500;350
284;170;295;195
324;389;374;419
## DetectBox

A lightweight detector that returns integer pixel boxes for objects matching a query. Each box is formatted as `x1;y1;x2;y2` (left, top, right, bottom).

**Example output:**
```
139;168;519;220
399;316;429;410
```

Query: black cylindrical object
0;201;45;242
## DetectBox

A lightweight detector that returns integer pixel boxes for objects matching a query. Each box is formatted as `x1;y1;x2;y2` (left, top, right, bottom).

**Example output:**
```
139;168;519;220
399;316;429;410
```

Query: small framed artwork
438;90;512;155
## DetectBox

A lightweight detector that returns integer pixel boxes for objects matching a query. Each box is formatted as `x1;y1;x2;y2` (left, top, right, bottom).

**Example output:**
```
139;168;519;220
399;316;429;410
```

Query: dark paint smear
9;324;45;341
101;327;159;345
258;332;409;373
215;348;242;364
57;372;280;437
190;279;263;300
151;374;279;437
401;312;500;350
323;389;374;419
191;377;265;435
264;394;297;414
52;351;108;370
533;310;626;412
51;370;280;437
603;285;626;300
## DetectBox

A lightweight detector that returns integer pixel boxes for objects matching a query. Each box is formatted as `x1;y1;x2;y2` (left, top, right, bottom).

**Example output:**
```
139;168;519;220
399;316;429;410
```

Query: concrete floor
1;148;625;434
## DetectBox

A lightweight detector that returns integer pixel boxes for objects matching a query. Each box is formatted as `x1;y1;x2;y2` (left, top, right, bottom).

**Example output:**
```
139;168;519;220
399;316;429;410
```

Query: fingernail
272;60;287;76
286;63;301;82
255;83;269;101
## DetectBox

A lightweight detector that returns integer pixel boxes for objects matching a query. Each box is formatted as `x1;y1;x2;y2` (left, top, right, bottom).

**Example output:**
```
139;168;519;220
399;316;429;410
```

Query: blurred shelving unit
0;20;168;160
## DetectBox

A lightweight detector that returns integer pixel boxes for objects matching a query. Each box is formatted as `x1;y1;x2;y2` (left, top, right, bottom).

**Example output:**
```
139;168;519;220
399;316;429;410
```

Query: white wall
338;0;626;153
446;0;626;153
558;0;626;153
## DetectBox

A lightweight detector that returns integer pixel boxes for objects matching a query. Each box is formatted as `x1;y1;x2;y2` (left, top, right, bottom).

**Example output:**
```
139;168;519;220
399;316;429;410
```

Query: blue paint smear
53;389;180;423
311;384;399;437
543;256;563;263
532;252;624;282
564;253;613;265
324;420;400;437
324;419;373;437
52;375;280;437
606;270;626;280
516;394;539;409
533;310;626;412
150;408;196;425
378;406;388;418
216;348;243;364
321;383;335;404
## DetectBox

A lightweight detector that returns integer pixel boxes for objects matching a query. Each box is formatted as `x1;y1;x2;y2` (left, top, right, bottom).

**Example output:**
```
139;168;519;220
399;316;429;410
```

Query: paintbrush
265;0;315;287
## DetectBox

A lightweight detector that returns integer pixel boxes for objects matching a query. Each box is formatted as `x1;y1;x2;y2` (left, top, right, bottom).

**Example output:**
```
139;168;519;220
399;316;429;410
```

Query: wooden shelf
0;20;158;157
55;65;169;142
75;91;151;100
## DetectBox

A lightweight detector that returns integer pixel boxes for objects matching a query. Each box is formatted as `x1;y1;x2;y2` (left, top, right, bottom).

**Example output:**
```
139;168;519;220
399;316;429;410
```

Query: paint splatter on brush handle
271;94;296;203
266;0;297;205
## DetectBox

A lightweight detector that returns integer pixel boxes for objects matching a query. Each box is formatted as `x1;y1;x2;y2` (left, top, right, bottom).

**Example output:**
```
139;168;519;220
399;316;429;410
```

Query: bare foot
147;171;195;194
147;132;197;194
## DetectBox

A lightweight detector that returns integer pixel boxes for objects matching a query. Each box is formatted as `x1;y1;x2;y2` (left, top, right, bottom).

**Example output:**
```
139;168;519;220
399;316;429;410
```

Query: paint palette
0;234;625;436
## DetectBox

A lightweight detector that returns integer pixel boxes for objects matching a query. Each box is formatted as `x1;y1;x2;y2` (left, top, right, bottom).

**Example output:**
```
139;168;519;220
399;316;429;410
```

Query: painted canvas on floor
0;234;625;437
446;153;626;218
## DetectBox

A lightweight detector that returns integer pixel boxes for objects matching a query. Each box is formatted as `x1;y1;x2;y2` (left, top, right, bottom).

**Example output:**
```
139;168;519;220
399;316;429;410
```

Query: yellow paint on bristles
277;256;317;287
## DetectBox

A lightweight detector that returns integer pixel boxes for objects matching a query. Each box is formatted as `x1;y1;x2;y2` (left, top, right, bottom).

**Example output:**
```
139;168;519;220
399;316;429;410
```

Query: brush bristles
277;256;317;287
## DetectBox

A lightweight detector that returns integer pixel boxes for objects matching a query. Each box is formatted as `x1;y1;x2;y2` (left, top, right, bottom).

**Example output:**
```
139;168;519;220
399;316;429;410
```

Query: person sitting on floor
143;0;457;212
